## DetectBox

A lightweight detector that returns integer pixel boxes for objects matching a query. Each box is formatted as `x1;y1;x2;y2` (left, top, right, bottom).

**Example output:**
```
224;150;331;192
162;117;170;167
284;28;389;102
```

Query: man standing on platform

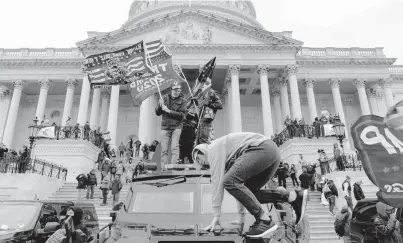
155;82;187;169
195;79;222;145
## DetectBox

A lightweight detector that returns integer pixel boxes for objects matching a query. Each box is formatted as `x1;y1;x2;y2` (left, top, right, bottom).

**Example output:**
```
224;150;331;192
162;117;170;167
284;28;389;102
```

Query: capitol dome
122;0;263;29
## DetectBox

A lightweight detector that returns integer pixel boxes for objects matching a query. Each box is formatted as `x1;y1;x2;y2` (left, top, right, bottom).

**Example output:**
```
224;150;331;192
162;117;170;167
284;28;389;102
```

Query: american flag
83;39;165;87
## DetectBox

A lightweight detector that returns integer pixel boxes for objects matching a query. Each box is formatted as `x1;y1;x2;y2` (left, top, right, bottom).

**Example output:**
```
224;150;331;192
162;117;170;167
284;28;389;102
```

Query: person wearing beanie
155;82;187;168
192;132;308;238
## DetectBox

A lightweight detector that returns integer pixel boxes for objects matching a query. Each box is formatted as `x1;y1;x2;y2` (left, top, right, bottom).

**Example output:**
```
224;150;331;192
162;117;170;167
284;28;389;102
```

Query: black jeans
290;173;299;187
223;140;285;220
119;151;124;157
336;157;345;171
278;177;286;188
102;188;108;204
179;125;196;163
327;195;336;213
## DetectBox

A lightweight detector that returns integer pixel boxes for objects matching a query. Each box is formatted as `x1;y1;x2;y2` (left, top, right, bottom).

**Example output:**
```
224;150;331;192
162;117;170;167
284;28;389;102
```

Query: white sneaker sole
246;224;278;238
296;189;308;225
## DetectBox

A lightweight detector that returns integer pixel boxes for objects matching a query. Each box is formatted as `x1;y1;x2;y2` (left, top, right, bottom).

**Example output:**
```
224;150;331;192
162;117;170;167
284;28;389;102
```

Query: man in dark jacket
86;169;97;199
76;174;87;203
353;180;365;201
373;201;402;243
324;180;338;215
0;143;8;160
276;162;287;188
155;82;187;169
194;80;223;145
299;167;311;190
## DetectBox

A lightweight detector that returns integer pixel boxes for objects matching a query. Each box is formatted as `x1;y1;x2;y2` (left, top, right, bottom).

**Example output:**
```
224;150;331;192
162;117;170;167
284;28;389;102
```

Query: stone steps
280;177;379;243
51;171;131;228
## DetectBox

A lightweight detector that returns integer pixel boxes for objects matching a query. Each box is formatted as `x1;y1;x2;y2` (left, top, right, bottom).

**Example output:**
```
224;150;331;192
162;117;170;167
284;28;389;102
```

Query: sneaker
290;189;308;225
245;219;278;238
330;212;335;216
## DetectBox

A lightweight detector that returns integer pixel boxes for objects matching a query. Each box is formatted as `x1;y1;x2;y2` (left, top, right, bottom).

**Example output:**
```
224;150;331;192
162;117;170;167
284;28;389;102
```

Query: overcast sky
0;0;402;64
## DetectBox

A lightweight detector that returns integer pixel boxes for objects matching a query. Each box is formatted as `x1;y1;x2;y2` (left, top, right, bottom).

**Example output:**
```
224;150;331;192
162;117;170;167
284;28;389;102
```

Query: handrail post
50;165;54;177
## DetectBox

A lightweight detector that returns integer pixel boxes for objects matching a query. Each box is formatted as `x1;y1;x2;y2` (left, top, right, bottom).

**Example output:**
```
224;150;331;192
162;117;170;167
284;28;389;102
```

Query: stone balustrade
0;48;83;58
297;47;386;58
389;65;403;74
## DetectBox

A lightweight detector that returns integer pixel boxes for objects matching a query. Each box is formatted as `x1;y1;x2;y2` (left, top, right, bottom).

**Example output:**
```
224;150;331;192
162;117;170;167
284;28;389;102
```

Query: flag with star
351;115;403;208
82;40;154;88
197;57;216;83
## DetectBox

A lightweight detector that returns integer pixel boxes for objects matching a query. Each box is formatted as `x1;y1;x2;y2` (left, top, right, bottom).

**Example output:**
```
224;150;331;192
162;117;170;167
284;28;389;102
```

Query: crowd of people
0;142;30;173
271;150;401;243
272;112;343;147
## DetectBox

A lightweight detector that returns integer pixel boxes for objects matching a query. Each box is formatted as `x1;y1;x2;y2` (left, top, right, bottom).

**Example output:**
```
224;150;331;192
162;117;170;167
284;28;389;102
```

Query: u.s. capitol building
1;0;402;150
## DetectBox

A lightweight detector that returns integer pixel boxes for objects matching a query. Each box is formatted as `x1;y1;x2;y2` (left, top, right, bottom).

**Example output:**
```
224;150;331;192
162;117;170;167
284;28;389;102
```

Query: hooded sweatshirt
374;202;402;243
353;182;365;200
193;132;270;217
339;206;352;236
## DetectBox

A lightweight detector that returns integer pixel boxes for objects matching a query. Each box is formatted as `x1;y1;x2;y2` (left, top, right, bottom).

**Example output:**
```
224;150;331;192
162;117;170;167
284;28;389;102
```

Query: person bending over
192;132;308;238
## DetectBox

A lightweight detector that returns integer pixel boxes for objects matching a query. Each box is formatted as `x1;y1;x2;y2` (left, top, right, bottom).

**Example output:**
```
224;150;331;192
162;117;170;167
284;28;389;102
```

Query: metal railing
0;156;68;180
273;124;326;147
37;126;106;149
328;154;362;172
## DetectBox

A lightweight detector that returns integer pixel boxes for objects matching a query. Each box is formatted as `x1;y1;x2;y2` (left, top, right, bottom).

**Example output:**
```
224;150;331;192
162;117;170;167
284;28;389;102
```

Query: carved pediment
164;20;213;45
76;9;302;52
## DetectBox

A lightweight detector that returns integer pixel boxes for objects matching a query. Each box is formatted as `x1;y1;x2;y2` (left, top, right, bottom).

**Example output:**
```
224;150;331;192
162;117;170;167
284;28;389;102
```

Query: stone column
228;65;242;132
257;65;274;137
376;87;388;116
100;88;110;132
366;88;379;115
353;78;371;115
76;75;91;125
225;80;233;133
35;79;52;123
61;79;77;126
138;96;152;144
329;78;346;124
271;89;282;133
2;80;26;147
379;78;395;109
303;78;318;123
0;89;12;142
279;77;291;121
286;65;302;119
89;87;102;129
107;85;120;148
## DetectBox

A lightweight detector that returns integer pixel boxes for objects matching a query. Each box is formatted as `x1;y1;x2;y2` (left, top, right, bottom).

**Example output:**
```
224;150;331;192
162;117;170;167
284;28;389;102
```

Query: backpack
334;212;347;237
88;174;97;185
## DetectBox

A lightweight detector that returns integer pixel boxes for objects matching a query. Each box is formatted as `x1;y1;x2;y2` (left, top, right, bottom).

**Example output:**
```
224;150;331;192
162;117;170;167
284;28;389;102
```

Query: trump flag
129;44;186;104
351;115;403;208
83;40;154;88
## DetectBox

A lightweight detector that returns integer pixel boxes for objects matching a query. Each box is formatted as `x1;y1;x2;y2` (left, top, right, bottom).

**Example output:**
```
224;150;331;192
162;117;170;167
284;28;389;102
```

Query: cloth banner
351;115;403;208
323;124;335;136
37;126;55;139
83;40;154;88
129;46;186;104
